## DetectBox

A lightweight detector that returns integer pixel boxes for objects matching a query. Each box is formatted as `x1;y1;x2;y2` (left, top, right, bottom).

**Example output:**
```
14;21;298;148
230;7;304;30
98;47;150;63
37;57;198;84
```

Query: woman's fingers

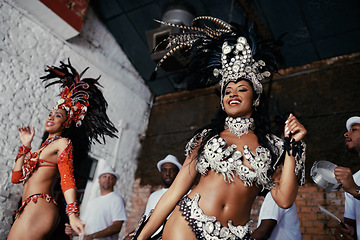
284;114;307;141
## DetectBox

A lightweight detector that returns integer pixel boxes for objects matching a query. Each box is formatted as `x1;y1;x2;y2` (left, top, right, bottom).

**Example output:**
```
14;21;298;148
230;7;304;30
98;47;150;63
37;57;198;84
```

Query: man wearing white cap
144;154;182;217
334;116;360;240
124;154;181;239
66;165;127;240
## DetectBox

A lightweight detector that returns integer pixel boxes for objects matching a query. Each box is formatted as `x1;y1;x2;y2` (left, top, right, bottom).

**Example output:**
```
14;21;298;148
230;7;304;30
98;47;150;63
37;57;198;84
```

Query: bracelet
283;137;303;157
15;145;31;161
283;136;292;156
66;200;80;216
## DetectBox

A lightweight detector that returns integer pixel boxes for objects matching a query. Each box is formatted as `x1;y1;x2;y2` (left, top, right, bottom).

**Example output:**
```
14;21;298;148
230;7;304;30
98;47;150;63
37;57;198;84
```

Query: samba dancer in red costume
8;60;118;240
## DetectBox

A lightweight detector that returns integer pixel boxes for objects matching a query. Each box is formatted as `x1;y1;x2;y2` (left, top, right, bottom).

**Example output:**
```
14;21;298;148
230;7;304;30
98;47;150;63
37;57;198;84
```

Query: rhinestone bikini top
185;129;306;190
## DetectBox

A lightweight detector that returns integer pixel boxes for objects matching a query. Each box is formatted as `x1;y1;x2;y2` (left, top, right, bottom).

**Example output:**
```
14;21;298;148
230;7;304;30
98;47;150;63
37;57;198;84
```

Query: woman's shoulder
57;137;71;144
53;137;72;150
185;128;211;157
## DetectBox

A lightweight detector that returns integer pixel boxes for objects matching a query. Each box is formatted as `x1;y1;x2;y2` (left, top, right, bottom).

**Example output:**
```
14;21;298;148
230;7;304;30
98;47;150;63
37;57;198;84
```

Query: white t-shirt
143;188;168;237
81;192;127;240
257;192;301;240
344;170;360;240
144;188;168;217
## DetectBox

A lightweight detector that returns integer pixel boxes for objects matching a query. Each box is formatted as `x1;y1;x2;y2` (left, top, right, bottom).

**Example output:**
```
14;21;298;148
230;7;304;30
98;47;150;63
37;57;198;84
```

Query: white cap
346;116;360;131
98;165;119;180
157;154;182;172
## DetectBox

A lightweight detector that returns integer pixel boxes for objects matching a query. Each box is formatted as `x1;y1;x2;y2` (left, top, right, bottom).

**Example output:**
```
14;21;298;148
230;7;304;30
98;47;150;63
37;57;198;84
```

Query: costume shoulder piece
266;134;306;185
185;129;211;157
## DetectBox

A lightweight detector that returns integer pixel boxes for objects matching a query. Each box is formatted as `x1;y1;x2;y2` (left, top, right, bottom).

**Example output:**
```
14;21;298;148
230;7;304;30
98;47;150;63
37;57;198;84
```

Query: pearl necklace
224;117;255;138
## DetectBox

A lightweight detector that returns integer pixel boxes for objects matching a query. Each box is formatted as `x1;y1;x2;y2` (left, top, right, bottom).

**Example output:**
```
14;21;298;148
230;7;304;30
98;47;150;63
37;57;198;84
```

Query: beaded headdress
41;60;118;143
152;16;278;108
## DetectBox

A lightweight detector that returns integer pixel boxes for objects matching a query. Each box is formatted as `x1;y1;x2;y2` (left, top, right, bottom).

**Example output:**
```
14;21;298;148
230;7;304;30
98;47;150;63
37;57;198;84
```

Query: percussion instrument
310;160;342;191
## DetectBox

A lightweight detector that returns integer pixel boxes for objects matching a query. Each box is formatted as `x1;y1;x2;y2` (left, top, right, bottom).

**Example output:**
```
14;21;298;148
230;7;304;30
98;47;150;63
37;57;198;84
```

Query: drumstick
318;204;347;228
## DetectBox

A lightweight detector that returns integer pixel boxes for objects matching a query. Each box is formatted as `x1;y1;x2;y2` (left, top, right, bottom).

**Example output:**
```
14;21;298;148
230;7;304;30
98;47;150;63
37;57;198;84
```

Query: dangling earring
252;98;260;111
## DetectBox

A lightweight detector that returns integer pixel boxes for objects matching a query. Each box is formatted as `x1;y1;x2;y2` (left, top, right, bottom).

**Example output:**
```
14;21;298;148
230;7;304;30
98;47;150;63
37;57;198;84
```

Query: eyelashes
224;88;248;95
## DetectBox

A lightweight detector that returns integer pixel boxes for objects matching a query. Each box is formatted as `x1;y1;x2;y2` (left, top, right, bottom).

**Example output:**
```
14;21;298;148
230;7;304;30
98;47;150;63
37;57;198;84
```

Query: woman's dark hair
193;79;278;168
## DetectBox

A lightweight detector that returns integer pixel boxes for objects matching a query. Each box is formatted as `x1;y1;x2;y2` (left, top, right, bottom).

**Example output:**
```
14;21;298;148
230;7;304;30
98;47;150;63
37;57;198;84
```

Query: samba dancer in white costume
135;16;307;240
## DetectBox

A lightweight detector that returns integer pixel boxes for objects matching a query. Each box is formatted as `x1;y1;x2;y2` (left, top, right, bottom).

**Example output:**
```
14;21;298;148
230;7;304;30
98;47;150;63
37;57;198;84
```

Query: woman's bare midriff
163;131;263;239
21;144;60;201
163;171;260;240
189;171;259;225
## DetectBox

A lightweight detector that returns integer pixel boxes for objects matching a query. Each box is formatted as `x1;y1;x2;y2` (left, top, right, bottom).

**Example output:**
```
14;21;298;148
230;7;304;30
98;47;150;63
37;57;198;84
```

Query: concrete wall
0;0;152;238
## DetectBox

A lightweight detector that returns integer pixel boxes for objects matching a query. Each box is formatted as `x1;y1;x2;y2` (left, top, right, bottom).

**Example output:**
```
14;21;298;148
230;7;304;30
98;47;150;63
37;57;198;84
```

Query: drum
310;160;342;191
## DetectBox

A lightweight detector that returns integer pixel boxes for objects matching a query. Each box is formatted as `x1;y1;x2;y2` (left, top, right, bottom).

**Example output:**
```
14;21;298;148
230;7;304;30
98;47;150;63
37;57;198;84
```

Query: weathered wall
126;52;360;239
0;0;152;238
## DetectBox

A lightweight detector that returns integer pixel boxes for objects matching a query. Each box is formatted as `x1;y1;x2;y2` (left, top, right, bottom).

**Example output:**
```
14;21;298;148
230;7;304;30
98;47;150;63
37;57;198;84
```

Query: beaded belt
177;193;253;240
14;193;57;219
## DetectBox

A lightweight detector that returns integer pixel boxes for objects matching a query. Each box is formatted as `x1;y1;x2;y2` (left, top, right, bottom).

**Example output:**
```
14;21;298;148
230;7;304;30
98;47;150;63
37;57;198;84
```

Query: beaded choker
224;117;255;138
41;136;62;149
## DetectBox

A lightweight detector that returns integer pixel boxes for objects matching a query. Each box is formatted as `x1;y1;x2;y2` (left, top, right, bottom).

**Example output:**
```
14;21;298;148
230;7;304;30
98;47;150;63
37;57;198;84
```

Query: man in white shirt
144;154;182;217
334;116;360;240
253;167;301;240
124;154;181;239
66;166;127;240
256;191;301;240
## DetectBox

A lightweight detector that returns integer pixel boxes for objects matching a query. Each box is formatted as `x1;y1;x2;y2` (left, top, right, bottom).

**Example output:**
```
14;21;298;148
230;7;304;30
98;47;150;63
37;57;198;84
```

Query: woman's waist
23;181;54;200
186;189;256;225
180;191;253;227
195;170;260;198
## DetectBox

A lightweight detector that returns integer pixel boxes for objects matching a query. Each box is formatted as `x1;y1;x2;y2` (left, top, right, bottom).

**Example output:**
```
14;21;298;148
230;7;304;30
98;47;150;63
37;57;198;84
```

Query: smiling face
45;109;68;136
344;123;360;155
222;80;254;118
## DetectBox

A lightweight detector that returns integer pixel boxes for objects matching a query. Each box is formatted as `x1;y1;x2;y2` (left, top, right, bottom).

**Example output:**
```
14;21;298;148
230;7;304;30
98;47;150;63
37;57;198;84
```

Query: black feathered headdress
40;59;118;144
152;16;279;108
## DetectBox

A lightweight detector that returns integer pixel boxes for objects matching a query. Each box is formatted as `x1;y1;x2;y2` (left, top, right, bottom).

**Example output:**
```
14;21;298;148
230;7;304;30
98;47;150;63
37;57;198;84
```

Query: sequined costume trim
185;130;305;189
11;137;77;193
224;117;255;138
13;193;57;219
57;141;76;192
185;129;210;157
13;136;61;182
177;193;254;240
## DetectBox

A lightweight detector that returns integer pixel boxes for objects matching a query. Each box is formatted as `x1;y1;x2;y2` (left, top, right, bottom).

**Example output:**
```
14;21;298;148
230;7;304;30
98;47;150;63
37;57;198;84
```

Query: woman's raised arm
137;150;199;240
271;114;306;208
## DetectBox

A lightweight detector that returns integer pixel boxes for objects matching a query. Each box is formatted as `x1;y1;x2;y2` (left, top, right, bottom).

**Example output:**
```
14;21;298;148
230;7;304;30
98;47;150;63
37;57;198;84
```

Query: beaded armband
66;200;79;216
15;145;31;161
283;137;304;157
283;137;306;185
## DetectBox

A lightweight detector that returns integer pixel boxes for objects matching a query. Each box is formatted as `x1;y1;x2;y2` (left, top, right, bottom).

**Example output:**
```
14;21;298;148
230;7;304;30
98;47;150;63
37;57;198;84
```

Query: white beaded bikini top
185;127;305;189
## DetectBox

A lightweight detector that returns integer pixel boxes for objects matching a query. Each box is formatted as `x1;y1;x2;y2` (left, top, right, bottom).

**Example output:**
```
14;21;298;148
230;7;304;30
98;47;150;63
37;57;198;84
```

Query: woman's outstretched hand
18;126;35;147
69;213;85;236
284;114;307;142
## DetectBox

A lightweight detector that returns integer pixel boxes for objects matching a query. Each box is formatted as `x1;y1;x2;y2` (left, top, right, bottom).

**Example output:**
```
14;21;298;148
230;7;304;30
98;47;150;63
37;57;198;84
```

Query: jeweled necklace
224;117;255;138
40;135;62;148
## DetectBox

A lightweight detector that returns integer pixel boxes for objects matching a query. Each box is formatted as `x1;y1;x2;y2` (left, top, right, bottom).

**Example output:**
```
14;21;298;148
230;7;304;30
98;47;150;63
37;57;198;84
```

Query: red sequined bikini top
12;136;76;193
16;136;76;193
19;136;61;181
20;136;61;182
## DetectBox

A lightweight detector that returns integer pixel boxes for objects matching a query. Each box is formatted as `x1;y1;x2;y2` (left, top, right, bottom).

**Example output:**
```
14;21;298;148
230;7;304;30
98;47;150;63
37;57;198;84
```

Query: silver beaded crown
214;37;270;108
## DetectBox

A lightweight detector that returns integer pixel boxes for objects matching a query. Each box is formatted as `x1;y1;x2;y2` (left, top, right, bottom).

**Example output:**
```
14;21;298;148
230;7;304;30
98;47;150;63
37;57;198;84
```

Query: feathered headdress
152;16;279;108
41;59;118;143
